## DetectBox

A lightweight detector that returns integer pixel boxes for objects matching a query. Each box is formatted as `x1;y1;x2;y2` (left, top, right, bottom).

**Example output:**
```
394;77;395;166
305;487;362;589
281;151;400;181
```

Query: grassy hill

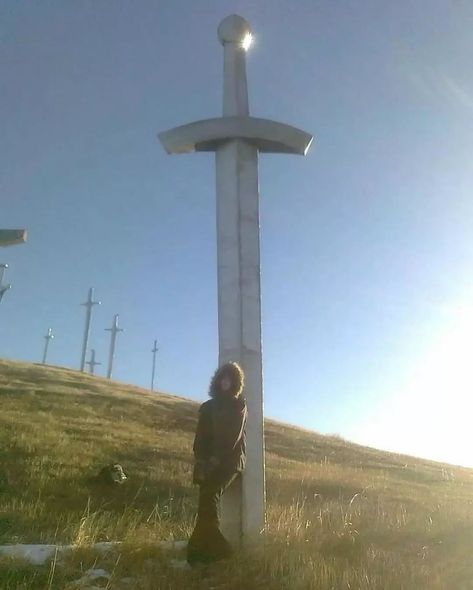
0;358;472;589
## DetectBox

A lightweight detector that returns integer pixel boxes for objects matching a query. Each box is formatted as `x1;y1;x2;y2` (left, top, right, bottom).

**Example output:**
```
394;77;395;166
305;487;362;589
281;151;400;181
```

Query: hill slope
0;359;472;589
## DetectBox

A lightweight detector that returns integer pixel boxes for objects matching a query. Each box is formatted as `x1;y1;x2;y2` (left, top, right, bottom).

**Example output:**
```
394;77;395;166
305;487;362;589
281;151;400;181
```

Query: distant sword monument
151;339;159;391
80;288;101;372
159;15;312;543
86;349;101;375
105;314;123;379
42;328;54;365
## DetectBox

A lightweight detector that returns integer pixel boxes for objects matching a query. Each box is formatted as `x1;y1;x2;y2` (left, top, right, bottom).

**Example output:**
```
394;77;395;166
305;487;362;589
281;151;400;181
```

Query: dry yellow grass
0;358;472;589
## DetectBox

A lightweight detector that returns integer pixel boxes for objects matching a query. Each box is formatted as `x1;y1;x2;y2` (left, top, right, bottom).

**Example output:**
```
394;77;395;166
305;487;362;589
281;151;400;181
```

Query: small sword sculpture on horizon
86;349;101;375
105;314;123;379
80;288;101;372
151;339;159;391
42;328;54;365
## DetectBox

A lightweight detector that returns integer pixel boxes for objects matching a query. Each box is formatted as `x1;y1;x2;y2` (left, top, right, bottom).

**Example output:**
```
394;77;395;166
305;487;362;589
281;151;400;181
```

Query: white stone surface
0;540;185;566
92;541;121;553
215;138;265;543
83;568;110;580
65;568;110;590
0;544;58;565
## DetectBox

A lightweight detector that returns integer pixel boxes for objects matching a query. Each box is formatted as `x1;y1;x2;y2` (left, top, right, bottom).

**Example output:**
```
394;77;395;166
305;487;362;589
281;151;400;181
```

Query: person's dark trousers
187;471;238;566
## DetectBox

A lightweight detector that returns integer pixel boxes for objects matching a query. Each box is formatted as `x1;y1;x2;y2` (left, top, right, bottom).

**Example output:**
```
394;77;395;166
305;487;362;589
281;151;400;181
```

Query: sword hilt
218;15;252;118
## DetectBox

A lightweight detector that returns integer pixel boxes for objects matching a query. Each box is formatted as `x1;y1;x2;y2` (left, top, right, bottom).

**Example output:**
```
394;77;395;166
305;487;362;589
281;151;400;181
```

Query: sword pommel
218;15;251;46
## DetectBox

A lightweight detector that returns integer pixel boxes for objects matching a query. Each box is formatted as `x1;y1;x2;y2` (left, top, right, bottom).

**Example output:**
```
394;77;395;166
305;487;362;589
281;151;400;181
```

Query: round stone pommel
218;14;251;45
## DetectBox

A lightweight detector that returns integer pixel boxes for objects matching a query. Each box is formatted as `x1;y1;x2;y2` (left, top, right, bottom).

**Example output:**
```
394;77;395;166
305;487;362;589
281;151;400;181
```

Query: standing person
187;362;248;566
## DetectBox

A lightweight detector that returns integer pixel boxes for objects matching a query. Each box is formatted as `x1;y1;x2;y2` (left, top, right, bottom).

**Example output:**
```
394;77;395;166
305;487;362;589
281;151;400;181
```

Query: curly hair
208;362;245;399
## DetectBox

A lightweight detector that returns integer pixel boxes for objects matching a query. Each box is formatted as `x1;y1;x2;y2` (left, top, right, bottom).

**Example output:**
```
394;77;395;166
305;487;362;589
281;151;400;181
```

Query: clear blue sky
2;1;473;467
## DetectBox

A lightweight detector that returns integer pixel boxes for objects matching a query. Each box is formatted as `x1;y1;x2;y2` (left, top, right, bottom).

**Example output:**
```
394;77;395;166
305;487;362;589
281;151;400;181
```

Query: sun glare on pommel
242;32;253;51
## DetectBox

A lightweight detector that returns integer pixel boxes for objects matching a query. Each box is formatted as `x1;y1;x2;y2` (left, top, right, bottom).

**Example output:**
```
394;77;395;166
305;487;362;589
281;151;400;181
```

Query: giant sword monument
159;15;313;543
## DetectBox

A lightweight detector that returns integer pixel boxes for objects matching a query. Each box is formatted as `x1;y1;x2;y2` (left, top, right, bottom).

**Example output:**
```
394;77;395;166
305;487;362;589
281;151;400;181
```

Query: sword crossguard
105;314;124;334
81;287;101;308
160;116;312;156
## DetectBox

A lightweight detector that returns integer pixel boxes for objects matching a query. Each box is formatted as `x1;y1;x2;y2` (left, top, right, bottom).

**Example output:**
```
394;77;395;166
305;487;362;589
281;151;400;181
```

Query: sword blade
216;138;266;540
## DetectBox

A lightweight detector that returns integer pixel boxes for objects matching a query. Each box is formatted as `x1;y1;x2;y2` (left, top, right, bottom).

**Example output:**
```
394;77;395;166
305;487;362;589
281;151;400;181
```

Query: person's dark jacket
192;363;247;483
